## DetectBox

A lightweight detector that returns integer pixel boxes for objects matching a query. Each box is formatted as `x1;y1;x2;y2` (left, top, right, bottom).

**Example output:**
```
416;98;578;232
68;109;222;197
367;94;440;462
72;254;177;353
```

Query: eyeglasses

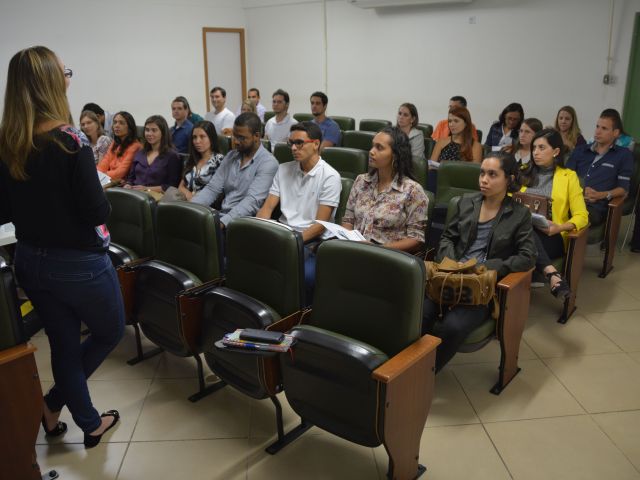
287;139;316;148
63;68;73;79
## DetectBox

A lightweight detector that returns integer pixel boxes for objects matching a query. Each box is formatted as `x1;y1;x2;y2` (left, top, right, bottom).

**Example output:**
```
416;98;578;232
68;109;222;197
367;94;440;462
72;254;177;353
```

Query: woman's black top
0;127;111;252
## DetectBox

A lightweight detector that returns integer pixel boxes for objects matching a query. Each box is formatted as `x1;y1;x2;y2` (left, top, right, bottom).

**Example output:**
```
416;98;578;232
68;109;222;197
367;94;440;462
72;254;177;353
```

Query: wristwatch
606;191;613;201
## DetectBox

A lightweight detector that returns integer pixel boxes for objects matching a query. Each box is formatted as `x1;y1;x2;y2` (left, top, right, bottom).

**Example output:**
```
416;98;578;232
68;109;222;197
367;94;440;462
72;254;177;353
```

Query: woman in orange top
97;111;140;181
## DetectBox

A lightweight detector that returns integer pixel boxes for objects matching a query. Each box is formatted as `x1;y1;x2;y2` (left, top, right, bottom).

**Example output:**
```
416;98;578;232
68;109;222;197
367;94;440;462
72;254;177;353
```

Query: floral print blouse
342;171;428;244
183;153;225;192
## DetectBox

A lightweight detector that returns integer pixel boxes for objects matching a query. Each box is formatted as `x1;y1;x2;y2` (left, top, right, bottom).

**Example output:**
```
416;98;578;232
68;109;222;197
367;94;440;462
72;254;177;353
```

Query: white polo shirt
205;107;235;134
270;158;341;240
264;114;298;146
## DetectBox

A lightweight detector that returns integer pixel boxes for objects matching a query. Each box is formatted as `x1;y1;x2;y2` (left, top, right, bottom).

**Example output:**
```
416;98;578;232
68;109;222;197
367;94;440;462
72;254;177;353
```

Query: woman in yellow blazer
519;128;588;299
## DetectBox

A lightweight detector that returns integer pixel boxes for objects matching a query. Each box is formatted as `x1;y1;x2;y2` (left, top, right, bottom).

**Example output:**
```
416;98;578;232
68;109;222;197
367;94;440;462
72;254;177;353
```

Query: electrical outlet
469;15;477;24
603;74;610;84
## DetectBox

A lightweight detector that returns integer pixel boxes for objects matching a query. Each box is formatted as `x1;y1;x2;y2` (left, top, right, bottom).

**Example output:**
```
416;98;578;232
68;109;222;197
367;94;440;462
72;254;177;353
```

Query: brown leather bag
512;191;552;219
425;257;497;307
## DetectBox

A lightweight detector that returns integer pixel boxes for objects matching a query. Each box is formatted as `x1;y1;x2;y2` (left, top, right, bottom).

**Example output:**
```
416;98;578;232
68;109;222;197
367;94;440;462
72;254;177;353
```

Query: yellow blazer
521;166;588;248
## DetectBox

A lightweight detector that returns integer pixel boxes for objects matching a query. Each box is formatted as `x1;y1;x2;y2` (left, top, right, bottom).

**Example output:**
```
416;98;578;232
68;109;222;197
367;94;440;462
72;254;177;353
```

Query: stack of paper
315;220;366;241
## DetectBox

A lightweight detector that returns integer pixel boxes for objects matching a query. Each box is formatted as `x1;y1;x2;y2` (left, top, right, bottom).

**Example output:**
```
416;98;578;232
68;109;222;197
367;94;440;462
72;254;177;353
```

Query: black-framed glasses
287;139;316;148
63;68;73;79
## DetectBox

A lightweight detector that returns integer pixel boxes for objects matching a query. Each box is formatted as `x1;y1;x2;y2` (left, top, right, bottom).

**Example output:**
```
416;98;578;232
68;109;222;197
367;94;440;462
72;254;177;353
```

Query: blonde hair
80;110;105;141
0;46;72;180
554;105;582;150
240;99;257;114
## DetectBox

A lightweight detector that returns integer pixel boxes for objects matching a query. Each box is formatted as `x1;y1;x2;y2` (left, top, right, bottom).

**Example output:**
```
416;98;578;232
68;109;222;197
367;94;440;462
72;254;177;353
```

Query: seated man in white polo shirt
257;121;341;304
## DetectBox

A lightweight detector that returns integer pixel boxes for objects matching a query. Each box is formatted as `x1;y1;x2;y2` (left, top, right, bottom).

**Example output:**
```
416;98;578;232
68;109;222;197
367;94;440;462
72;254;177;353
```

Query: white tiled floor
32;248;640;479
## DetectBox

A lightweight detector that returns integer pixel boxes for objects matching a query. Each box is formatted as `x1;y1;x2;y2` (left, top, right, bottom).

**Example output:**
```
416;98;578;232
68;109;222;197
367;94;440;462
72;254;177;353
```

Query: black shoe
41;414;67;437
547;271;571;300
84;410;120;449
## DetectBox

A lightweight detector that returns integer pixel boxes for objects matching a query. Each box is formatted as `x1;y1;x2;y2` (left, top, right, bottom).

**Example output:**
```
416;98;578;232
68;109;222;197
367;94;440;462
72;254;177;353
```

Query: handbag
512;191;552;219
425;257;497;307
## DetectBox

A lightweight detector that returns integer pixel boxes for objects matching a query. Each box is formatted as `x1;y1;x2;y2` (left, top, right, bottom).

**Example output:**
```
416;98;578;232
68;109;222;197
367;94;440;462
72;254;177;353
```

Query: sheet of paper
316;220;366;241
428;160;440;170
97;170;112;186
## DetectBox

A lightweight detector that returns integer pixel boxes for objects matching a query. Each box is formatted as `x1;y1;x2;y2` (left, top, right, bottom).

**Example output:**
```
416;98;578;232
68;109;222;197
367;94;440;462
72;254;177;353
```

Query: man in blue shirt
566;109;633;226
170;96;194;155
310;91;341;151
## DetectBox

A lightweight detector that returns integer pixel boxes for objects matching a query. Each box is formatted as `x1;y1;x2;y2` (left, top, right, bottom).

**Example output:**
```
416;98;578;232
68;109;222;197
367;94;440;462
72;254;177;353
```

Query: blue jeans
15;243;125;433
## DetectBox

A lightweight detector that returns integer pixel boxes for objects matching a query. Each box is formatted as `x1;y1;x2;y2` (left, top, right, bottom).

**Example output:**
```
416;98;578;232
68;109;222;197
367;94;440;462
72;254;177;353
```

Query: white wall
1;0;638;137
0;0;245;125
245;0;640;137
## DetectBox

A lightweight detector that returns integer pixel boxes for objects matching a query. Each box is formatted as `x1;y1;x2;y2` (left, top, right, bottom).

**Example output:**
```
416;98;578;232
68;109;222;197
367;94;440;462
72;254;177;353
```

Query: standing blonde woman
80;110;112;164
0;46;123;448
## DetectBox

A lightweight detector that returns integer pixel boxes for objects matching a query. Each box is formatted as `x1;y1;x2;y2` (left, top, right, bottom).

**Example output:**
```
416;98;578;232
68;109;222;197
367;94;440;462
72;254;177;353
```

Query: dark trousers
586;204;606;228
15;243;125;433
422;297;489;372
533;229;564;273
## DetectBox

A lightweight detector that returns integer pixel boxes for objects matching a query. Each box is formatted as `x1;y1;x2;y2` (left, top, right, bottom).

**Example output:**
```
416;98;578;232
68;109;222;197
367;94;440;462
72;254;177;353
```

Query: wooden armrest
371;334;441;383
0;343;36;366
266;310;306;333
567;225;589;240
497;269;533;291
608;196;625;209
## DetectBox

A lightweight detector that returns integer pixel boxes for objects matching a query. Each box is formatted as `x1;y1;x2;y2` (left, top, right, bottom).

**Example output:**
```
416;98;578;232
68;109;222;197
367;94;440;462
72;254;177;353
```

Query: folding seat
358;118;391;132
217;134;232;155
278;241;440;479
416;122;433;139
335;177;354;225
122;201;223;400
263;111;275;123
321;147;368;180
329;116;356;131
292;113;314;123
341;130;375;152
260;138;271;152
199;217;306;449
273;143;293;164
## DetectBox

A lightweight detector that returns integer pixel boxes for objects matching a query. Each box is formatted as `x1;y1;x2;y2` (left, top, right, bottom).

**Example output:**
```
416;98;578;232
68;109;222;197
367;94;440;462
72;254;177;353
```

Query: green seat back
311;241;425;357
0;262;26;350
335;177;354;225
135;125;144;141
273;143;294;164
416;123;433;138
358;119;391;132
412;156;428;191
293;113;314;123
226;218;304;315
218;135;232;155
106;188;156;258
341;130;375;152
322;147;368;180
424;138;436;159
436;161;481;206
263;111;275;123
155;202;222;283
329;116;356;131
476;129;483;143
260;138;271;152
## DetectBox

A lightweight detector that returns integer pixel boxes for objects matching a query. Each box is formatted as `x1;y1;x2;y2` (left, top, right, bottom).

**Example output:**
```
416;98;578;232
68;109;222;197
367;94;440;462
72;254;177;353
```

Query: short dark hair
450;96;467;107
273;88;290;104
248;88;260;97
210;86;226;98
82;102;105;116
376;126;415;184
290;121;323;143
600;108;624;133
234;112;261;136
498;103;524;128
172;96;191;113
483;151;521;193
310;91;328;106
143;115;173;154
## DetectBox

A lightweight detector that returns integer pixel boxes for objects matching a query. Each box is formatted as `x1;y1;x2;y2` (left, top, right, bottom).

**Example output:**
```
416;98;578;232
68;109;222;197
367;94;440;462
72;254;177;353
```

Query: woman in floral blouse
342;125;428;252
80;110;112;164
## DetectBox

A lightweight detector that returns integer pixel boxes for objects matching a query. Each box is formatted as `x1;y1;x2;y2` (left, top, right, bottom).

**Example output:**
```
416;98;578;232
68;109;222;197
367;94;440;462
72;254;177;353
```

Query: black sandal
84;410;120;448
546;271;571;300
41;414;67;437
